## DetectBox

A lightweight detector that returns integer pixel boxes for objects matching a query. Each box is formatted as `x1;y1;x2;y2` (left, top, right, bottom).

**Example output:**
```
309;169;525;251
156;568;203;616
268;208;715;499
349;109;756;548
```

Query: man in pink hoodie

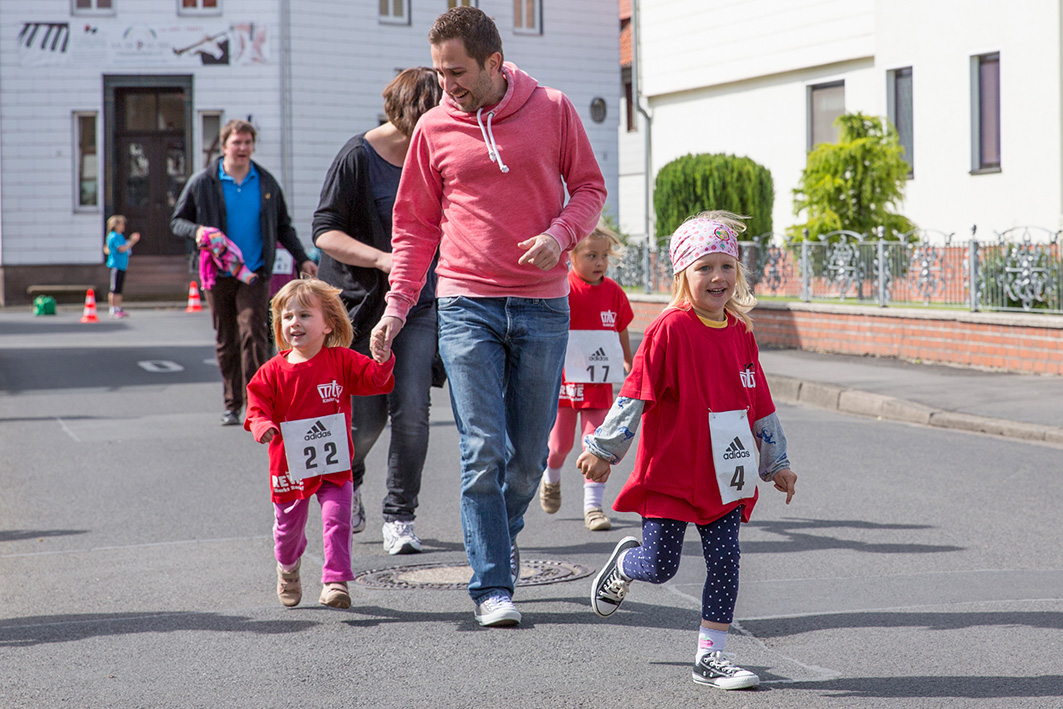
370;6;606;627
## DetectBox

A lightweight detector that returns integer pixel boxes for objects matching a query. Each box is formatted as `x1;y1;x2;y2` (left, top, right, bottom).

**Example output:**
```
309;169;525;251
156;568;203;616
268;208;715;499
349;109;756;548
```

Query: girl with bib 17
245;278;395;609
577;211;797;691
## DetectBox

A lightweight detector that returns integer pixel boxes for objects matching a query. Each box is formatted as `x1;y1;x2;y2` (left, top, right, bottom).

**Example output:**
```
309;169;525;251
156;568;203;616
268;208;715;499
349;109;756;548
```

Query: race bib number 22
279;412;349;481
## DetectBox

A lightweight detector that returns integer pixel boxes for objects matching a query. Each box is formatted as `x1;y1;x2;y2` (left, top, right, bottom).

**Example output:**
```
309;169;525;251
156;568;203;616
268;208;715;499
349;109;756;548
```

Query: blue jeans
437;296;569;602
349;300;437;522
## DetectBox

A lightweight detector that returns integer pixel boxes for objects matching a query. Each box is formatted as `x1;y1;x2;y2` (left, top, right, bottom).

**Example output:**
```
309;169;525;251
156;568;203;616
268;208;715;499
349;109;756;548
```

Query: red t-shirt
245;346;395;503
613;307;775;525
558;270;634;410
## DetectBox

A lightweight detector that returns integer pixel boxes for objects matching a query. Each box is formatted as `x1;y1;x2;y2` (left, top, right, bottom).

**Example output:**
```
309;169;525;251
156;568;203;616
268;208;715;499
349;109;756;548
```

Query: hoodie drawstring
476;108;510;174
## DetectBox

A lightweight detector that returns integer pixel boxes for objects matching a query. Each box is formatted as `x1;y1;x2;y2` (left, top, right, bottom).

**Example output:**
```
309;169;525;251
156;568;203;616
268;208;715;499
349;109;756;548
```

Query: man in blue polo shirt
172;119;316;425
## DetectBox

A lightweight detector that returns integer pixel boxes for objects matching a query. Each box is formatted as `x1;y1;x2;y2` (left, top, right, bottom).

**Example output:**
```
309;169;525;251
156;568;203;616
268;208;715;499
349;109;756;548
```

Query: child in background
578;212;797;691
245;278;395;609
539;221;633;531
104;215;140;319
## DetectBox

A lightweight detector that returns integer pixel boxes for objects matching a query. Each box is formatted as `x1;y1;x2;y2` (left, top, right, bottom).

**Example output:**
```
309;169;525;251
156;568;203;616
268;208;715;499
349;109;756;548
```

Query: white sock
697;627;728;661
583;481;605;511
616;548;634;582
279;560;298;572
543;466;562;484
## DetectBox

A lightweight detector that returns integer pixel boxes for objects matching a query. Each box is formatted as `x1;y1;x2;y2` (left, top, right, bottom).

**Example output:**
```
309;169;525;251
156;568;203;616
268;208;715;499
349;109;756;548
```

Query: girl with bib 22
539;220;633;531
578;212;797;691
245;278;394;609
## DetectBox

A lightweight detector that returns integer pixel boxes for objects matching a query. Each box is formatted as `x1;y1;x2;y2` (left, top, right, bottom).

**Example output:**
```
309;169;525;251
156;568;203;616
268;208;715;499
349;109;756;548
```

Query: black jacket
311;134;394;342
170;157;309;274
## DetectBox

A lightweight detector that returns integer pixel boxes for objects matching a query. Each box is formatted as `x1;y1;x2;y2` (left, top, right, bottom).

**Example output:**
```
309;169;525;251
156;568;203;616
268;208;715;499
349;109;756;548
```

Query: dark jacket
170;157;309;275
311;134;394;342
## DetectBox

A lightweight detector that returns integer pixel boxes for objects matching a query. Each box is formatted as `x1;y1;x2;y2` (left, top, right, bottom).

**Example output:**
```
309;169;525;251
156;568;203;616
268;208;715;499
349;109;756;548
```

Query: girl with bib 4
577;212;797;691
539;220;633;531
245;278;394;608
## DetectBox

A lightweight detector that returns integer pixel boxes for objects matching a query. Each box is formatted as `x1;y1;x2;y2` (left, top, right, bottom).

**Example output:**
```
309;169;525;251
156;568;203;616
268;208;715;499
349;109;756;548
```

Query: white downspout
631;0;654;291
279;0;294;194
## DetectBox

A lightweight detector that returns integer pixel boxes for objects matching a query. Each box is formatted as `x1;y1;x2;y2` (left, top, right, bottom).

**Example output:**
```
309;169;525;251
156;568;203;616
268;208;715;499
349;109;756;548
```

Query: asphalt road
1;308;1061;708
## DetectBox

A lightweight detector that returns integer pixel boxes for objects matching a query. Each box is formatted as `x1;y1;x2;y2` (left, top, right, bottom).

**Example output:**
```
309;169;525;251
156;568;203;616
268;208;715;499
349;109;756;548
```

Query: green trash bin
33;295;57;316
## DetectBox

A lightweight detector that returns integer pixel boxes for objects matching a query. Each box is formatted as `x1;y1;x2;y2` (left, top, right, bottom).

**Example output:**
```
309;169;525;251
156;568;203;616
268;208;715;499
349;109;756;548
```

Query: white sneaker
382;520;422;555
350;486;366;534
692;651;760;690
474;593;521;627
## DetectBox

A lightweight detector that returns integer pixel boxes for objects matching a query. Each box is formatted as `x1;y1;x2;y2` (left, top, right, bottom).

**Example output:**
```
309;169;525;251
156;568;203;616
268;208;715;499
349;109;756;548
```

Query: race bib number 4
564;330;625;384
709;409;759;505
279;412;349;481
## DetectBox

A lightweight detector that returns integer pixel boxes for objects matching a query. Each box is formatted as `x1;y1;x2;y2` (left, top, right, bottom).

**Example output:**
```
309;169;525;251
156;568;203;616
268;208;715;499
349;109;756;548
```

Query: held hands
299;260;318;277
259;427;279;444
576;449;612;483
129;232;141;246
370;316;404;363
771;468;797;504
517;234;561;271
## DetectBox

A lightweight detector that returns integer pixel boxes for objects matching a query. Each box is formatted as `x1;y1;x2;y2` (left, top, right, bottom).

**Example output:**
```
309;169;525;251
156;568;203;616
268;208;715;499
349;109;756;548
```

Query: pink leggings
547;407;608;470
273;480;353;584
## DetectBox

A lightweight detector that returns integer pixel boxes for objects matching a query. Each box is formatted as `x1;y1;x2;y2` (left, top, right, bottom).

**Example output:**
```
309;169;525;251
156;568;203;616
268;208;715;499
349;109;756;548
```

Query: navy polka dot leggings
619;507;742;624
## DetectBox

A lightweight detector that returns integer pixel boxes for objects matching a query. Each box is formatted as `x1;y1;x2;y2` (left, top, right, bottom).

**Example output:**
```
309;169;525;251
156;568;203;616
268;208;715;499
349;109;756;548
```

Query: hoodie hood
442;62;540;174
441;62;539;123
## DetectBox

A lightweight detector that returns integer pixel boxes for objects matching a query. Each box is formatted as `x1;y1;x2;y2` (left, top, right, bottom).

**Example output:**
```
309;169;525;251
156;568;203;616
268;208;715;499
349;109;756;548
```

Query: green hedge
653;153;774;243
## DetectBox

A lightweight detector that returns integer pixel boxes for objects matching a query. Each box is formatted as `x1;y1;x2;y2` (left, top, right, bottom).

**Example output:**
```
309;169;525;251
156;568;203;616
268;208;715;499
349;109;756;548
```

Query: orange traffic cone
80;288;99;323
185;281;203;312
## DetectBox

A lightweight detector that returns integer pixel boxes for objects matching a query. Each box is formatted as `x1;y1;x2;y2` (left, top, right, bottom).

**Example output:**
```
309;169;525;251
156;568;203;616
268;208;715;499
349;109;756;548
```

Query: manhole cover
352;559;593;591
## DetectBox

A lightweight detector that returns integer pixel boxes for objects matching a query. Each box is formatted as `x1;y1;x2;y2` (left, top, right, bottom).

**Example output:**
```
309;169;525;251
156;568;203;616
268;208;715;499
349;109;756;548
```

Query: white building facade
0;0;619;304
619;0;1063;243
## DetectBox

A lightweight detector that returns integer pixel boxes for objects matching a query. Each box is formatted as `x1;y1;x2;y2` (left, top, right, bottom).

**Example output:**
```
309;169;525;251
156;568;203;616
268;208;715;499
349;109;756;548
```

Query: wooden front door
113;88;189;257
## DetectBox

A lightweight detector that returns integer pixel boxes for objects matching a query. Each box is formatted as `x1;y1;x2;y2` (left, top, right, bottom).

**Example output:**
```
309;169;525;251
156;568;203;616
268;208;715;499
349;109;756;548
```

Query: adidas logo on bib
588;347;609;362
304;420;331;441
722;436;751;460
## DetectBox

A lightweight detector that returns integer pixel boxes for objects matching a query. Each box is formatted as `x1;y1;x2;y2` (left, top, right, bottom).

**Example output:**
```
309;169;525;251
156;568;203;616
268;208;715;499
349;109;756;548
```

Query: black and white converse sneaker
692;651;760;690
590;536;640;617
510;541;521;588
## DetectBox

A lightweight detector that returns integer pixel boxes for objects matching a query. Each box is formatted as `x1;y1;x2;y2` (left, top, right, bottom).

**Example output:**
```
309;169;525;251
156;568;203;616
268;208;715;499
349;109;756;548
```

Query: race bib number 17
279;412;349;481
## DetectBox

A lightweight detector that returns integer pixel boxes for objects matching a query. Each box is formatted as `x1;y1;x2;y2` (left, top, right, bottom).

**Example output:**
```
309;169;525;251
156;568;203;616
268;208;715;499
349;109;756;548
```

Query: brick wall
628;295;1063;376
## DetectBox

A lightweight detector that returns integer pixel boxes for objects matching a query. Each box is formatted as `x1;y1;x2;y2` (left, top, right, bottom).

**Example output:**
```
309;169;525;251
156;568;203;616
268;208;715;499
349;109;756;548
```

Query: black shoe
692;651;760;690
510;541;521;589
591;536;640;617
220;410;240;426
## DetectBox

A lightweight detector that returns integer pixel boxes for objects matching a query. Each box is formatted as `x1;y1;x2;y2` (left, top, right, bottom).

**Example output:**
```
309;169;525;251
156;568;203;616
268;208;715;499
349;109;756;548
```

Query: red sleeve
749;330;776;418
244;361;278;442
613;281;634;332
542;94;607;251
341;348;396;396
618;313;672;406
385;124;444;322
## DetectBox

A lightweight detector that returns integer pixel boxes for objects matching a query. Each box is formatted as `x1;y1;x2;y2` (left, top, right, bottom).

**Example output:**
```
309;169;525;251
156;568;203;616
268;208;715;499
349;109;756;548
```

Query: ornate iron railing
610;226;1063;314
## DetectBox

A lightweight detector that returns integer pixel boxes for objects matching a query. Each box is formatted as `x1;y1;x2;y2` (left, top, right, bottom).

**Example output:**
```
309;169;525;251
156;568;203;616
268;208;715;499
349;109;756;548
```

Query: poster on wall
17;21;270;67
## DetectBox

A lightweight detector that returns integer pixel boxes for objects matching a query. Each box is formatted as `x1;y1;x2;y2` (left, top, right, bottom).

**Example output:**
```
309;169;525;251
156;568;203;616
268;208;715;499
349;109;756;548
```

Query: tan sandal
277;560;301;607
584;507;612;531
319;581;351;609
539;480;561;514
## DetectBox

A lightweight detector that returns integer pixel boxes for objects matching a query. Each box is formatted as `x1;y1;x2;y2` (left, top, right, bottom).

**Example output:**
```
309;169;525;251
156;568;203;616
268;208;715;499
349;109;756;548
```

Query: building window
72;0;114;14
623;77;636;132
887;67;914;178
448;0;477;7
808;81;845;150
74;112;98;210
380;0;410;25
200;111;223;168
179;0;221;15
514;0;541;35
971;52;1000;172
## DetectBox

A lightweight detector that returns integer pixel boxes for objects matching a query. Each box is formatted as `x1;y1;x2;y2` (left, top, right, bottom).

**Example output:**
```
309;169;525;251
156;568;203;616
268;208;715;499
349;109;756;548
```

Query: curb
767;374;1063;447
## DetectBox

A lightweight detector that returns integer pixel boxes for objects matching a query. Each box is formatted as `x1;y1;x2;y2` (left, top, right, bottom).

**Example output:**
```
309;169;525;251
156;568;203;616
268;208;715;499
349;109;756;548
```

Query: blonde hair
668;210;757;331
574;219;625;260
104;215;126;255
270;277;354;350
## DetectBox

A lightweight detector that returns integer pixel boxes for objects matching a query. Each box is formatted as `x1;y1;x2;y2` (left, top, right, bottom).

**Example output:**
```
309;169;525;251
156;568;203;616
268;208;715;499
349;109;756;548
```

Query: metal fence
612;226;1063;314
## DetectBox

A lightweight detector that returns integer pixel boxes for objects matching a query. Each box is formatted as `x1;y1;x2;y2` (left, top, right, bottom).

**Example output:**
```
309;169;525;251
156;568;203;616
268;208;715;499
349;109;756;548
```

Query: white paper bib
564;330;625;383
709;408;759;504
279;412;349;481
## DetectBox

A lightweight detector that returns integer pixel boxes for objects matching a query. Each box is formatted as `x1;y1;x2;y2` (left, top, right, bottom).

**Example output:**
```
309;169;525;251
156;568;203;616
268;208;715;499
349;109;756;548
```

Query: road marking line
1;534;272;559
56;417;80;442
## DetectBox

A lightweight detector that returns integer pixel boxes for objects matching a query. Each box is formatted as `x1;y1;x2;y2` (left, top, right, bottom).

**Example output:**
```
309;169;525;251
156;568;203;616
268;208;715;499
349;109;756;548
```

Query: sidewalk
759;348;1063;446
